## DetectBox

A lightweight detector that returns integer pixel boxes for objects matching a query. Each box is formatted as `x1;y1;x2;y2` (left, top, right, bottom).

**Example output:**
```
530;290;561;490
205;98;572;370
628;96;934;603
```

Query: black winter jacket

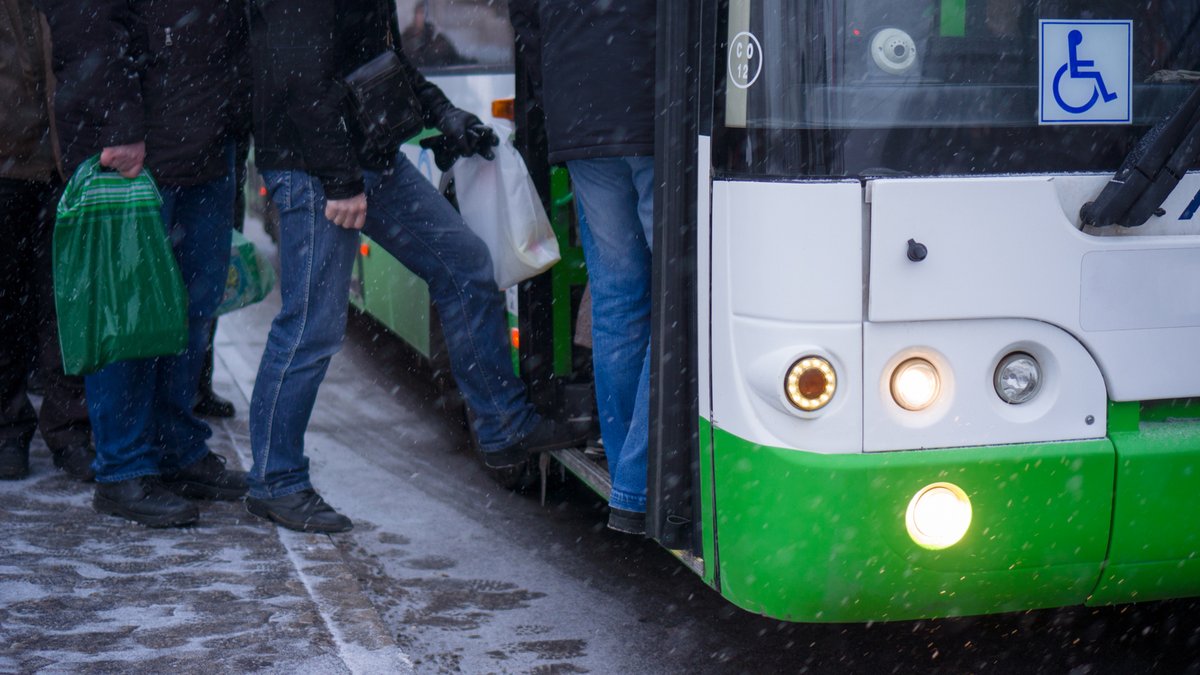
36;0;238;185
538;0;655;164
248;0;456;199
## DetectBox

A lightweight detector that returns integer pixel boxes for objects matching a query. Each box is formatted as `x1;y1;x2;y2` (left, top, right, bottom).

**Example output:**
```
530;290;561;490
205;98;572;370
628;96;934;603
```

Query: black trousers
0;177;91;452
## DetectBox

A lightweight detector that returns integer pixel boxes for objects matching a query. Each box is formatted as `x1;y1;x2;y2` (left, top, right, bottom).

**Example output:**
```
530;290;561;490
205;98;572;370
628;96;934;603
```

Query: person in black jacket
537;0;655;535
243;0;580;533
38;0;248;527
0;0;94;482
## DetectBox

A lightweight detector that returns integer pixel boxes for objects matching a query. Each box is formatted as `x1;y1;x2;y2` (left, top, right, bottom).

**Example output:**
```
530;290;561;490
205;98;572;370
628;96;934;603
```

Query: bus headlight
994;352;1041;404
784;356;836;411
890;358;940;411
905;482;972;550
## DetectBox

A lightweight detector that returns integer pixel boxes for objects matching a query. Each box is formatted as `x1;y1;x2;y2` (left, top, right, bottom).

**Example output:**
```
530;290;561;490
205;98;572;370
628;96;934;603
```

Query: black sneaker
0;440;29;480
161;452;247;500
245;489;353;533
481;418;585;469
94;476;200;527
193;388;235;418
607;507;646;536
52;443;96;482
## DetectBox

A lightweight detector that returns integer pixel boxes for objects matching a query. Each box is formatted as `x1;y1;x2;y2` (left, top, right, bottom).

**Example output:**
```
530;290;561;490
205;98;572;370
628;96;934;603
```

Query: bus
352;0;1200;623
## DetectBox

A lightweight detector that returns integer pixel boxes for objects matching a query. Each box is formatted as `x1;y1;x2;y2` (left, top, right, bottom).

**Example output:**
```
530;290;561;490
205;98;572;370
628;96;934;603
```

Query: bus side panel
698;417;718;587
1089;422;1200;605
357;236;432;356
710;427;1114;622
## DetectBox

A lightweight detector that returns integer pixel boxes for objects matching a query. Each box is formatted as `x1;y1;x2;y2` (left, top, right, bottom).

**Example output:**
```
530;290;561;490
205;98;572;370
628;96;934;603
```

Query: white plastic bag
451;118;561;290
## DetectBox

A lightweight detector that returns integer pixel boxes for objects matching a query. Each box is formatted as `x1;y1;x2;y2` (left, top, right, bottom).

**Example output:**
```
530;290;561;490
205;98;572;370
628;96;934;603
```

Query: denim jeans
85;164;235;482
566;157;654;514
249;154;536;499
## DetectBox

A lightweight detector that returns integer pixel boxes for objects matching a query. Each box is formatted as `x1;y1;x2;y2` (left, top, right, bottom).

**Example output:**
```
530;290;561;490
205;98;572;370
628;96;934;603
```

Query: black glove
435;108;499;160
418;134;460;172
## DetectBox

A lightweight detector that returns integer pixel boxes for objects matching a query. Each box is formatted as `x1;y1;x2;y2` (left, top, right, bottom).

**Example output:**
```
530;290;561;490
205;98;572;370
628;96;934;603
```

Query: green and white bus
353;0;1200;622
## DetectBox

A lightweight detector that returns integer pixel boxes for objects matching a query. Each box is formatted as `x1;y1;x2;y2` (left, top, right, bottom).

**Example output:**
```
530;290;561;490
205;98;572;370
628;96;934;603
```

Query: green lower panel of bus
710;428;1117;622
351;236;431;356
1089;421;1200;606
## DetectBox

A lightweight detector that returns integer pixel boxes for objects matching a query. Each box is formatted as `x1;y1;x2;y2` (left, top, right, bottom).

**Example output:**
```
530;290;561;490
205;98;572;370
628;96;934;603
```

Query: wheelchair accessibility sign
1039;20;1132;124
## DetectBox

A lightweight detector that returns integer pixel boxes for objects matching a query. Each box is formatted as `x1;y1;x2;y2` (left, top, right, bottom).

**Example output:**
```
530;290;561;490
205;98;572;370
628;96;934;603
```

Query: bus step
545;447;612;506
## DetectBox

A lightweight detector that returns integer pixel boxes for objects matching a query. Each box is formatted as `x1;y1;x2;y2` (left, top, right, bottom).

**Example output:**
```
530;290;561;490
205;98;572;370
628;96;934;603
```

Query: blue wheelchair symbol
1052;29;1118;114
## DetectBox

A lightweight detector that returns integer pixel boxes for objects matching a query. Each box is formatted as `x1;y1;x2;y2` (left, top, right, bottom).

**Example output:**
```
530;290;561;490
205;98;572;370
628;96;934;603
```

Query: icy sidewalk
0;413;410;674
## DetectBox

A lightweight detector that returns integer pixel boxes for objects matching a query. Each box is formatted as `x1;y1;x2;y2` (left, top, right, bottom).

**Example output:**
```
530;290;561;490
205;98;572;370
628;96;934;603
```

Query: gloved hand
418;134;460;172
435;107;499;161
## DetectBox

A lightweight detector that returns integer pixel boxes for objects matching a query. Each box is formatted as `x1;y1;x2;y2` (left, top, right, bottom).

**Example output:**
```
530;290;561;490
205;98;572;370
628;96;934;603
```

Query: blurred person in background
0;0;94;482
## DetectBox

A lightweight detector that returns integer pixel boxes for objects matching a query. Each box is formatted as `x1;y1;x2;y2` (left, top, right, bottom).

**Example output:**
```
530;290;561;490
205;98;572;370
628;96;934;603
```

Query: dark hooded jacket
36;0;239;185
0;0;58;181
537;0;655;164
247;0;457;200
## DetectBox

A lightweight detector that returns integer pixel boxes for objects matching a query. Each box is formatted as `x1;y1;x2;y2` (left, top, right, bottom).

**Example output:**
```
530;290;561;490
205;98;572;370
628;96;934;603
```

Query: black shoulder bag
342;0;425;151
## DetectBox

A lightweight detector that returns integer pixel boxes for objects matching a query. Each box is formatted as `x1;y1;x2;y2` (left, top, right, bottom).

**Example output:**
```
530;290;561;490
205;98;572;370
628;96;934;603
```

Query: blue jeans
566;157;654;514
249;155;537;499
86;167;235;482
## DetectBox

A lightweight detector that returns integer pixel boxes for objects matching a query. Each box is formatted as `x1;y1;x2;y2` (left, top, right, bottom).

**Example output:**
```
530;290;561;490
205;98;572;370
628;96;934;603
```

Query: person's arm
258;0;362;200
395;46;497;160
36;0;145;175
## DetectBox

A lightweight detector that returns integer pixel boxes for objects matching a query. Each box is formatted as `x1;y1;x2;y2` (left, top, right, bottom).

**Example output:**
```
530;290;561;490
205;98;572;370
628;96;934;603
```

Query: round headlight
784;356;836;411
890;358;940;411
994;352;1041;404
905;482;972;550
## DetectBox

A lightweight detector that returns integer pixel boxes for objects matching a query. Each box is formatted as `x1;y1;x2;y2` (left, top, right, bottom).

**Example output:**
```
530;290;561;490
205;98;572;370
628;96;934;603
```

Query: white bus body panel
711;180;864;453
697;136;713;420
869;175;1200;402
862;319;1107;452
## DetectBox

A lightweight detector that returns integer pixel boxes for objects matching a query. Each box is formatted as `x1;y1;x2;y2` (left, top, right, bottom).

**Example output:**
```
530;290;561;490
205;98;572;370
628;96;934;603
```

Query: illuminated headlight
905;482;972;550
890;358;940;411
994;352;1041;404
784;356;836;411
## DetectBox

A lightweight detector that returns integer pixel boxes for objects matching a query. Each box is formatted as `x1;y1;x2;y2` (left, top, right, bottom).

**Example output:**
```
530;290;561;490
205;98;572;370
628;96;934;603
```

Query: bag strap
378;0;395;49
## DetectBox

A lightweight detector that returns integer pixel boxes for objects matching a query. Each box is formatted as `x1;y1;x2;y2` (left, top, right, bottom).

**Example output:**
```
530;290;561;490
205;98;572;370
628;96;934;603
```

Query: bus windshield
714;0;1200;178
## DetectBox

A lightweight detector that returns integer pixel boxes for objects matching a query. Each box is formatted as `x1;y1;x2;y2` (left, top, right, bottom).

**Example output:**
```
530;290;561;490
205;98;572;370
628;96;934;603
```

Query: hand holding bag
53;156;188;375
450;119;561;290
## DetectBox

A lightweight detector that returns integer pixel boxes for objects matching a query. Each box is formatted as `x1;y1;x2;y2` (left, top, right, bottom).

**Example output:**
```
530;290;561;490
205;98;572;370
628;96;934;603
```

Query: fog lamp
905;482;972;550
994;352;1041;404
784;356;836;411
890;358;940;411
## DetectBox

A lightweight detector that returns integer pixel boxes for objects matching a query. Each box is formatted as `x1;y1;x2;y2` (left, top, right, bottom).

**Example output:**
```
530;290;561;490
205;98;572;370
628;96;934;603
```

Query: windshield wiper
1080;82;1200;228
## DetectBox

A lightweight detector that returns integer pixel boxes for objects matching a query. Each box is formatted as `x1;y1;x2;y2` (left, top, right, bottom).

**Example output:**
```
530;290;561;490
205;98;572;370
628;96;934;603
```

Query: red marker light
852;28;861;37
360;243;370;256
258;186;268;196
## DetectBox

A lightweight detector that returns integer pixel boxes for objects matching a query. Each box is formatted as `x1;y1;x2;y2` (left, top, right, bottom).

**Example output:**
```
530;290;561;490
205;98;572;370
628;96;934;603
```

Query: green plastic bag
53;156;188;375
215;230;275;316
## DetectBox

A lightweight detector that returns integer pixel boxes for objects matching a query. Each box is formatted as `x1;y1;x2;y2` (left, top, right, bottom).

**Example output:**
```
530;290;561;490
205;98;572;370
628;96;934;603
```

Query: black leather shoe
0;441;30;480
481;418;585;469
193;388;235;418
94;476;199;527
245;489;353;533
52;443;96;482
607;507;646;536
161;452;247;500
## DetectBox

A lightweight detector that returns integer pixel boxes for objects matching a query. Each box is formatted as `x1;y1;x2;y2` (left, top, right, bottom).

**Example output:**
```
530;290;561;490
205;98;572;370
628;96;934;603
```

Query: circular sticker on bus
728;31;763;89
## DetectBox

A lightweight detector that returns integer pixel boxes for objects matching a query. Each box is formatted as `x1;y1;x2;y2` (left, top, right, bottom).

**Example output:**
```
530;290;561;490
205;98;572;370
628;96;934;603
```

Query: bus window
396;0;514;71
715;0;1200;179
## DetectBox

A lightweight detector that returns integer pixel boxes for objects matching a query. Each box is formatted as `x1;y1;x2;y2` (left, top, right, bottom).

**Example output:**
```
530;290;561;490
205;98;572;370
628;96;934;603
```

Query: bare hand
325;193;367;230
99;142;146;178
